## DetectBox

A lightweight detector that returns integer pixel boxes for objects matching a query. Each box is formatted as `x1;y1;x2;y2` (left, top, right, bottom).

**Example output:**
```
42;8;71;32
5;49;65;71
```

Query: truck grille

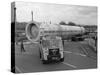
49;49;59;55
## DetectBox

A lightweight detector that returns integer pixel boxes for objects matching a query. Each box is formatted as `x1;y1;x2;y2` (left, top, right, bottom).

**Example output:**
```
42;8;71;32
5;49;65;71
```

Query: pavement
15;39;97;73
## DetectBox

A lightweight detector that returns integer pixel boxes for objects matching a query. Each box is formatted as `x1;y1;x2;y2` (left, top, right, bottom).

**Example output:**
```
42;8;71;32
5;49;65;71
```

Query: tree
59;21;66;25
68;22;76;26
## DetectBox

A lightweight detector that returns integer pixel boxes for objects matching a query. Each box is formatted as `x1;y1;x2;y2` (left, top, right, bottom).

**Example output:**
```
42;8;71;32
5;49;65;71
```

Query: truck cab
39;36;64;64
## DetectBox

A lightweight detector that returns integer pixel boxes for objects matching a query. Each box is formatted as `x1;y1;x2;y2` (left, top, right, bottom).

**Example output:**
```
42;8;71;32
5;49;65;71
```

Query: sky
15;2;97;25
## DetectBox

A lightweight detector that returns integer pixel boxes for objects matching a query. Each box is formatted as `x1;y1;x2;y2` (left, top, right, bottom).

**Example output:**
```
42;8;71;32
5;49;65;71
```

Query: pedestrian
20;40;25;53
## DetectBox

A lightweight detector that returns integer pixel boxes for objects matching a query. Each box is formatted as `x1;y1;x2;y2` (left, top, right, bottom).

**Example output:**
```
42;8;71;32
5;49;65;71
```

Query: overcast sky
15;2;97;25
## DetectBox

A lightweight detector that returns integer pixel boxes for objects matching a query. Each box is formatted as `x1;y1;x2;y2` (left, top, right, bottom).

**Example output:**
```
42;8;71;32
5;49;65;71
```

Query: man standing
21;40;25;53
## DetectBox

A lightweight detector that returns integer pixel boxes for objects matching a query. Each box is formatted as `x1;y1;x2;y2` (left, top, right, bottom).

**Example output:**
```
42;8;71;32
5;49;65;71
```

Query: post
31;11;33;21
14;7;16;23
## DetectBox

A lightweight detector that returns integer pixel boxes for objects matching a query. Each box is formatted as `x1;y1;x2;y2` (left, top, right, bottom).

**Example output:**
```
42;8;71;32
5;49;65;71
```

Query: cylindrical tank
60;25;85;35
26;22;85;42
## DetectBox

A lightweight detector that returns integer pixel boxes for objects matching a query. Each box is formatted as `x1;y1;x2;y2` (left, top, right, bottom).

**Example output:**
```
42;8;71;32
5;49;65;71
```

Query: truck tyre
42;60;48;64
71;37;76;41
39;51;41;59
60;57;64;62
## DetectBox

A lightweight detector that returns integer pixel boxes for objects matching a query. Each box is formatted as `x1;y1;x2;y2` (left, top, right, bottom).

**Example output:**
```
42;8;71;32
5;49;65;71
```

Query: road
15;39;97;73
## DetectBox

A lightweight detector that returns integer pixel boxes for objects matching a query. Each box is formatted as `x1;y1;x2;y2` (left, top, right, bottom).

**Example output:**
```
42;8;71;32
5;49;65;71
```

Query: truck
39;36;64;64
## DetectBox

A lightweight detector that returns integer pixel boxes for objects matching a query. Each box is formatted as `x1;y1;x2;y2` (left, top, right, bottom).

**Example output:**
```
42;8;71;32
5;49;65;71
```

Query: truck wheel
39;51;41;59
60;57;64;62
42;60;48;64
71;37;76;41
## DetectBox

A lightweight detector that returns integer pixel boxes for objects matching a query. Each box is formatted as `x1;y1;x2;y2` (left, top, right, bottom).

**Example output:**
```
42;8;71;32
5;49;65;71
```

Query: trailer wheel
78;38;84;41
71;37;76;41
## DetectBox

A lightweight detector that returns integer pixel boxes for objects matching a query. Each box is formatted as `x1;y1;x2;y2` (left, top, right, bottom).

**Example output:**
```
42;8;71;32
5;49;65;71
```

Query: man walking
20;40;25;53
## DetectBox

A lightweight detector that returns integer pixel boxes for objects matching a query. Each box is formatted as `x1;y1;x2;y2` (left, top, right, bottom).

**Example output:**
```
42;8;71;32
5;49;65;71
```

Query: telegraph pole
14;7;16;23
31;11;33;21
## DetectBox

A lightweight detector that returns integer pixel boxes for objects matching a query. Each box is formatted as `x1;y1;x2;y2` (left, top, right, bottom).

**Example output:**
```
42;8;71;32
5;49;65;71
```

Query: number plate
52;57;58;60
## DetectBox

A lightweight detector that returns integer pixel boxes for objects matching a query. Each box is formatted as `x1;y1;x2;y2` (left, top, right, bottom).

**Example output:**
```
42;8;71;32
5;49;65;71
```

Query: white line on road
64;51;86;57
64;51;72;53
15;66;22;73
80;45;88;55
15;52;34;55
62;62;77;69
75;53;86;57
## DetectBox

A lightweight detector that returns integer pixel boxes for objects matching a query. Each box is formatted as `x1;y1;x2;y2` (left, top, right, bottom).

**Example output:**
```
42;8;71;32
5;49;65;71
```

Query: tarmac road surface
15;39;97;73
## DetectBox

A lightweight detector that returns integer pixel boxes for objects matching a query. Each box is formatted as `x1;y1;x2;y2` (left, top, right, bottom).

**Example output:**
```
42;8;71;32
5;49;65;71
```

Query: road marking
64;51;72;53
75;53;86;57
62;62;77;69
80;45;88;55
64;51;86;57
80;45;97;60
15;52;34;55
15;66;22;73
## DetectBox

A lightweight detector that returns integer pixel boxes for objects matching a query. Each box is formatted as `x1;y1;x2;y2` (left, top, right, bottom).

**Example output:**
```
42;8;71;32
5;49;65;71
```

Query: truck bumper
47;54;61;61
